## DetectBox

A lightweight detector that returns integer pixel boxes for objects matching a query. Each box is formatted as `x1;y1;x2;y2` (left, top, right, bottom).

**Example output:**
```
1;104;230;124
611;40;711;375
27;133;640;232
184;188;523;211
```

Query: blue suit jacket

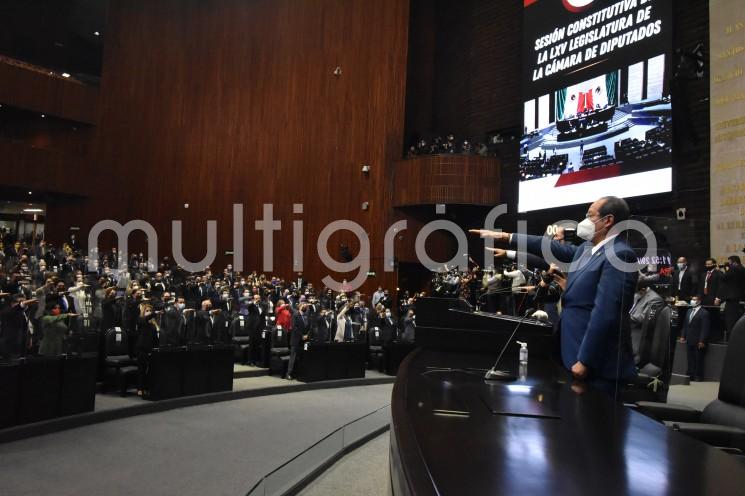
681;307;710;344
512;234;637;380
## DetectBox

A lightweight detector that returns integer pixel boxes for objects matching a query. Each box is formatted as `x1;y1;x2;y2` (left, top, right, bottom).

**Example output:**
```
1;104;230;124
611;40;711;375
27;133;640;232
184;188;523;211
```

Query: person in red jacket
275;299;293;331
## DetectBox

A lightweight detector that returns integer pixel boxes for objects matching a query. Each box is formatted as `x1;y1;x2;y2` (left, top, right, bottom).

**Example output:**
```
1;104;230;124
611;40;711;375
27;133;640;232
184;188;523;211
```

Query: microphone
484;309;534;382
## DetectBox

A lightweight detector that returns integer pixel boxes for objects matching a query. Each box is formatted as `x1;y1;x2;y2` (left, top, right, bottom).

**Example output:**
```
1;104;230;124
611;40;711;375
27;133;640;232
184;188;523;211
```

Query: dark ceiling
0;0;106;80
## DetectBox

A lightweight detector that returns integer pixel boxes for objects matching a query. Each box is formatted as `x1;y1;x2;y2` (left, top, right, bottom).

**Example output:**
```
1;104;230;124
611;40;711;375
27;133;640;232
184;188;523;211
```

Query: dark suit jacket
161;306;185;346
700;269;723;306
135;314;159;353
681;306;710;344
511;234;637;381
718;265;745;301
194;310;214;344
291;312;310;349
314;314;334;343
0;305;27;356
672;267;696;300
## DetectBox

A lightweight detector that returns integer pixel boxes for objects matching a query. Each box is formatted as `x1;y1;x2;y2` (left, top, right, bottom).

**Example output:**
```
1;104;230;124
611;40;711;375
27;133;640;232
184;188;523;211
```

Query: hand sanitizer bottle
517;341;528;363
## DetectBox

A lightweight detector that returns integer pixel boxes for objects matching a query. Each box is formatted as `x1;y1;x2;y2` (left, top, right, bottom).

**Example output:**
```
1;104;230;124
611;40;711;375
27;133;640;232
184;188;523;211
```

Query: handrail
245;404;391;496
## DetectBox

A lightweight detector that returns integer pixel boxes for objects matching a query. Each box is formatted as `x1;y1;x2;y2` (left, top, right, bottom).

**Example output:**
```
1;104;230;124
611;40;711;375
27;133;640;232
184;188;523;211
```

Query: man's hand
697;341;706;350
469;229;510;242
571;361;588;380
714;298;721;306
486;247;508;258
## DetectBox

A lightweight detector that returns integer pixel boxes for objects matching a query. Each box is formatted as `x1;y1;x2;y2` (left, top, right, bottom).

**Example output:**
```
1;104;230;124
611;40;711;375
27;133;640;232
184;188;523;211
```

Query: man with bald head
473;196;638;395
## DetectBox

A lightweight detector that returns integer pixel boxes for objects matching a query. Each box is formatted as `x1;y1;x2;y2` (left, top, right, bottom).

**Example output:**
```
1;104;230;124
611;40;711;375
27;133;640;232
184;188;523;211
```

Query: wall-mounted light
361;164;370;173
23;208;43;213
361;201;369;210
61;72;71;78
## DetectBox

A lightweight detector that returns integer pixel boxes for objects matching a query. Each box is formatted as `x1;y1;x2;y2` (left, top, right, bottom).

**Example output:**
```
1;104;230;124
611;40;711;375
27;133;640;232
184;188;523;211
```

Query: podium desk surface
390;348;745;496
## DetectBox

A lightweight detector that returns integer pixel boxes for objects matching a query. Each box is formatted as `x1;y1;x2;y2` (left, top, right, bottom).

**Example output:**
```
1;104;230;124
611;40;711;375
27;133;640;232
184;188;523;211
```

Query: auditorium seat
636;316;745;453
102;327;138;396
0;360;21;428
231;315;250;363
622;306;672;403
268;326;290;377
368;326;384;370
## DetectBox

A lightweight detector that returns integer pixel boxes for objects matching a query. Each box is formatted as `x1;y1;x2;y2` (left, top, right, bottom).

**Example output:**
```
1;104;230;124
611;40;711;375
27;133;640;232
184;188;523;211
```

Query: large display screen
519;0;673;212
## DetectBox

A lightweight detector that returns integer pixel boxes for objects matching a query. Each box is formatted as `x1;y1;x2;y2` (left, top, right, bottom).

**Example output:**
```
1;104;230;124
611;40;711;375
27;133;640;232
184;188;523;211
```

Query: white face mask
689;299;700;307
576;215;607;241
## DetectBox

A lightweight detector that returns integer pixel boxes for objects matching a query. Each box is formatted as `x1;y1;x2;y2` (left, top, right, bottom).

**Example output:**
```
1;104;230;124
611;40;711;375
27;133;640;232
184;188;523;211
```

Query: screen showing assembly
519;0;673;212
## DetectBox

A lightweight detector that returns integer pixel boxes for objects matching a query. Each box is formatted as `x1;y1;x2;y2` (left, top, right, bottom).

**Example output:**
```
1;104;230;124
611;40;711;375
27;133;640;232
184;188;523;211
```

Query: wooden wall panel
393;155;501;206
0;60;99;124
46;0;410;295
0;141;88;196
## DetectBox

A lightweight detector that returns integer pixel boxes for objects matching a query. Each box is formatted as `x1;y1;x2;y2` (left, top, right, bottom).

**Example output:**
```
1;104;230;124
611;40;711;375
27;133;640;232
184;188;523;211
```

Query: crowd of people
406;133;490;158
0;228;417;395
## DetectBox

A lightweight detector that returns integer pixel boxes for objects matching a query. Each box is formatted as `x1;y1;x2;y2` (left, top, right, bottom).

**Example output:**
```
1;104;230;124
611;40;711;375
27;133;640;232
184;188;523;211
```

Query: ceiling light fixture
61;72;71;78
94;31;100;36
23;208;43;213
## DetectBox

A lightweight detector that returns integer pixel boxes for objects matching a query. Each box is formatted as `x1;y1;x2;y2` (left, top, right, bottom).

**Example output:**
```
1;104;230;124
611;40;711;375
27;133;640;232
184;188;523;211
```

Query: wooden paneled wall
392;155;501;207
0;59;99;124
47;0;410;295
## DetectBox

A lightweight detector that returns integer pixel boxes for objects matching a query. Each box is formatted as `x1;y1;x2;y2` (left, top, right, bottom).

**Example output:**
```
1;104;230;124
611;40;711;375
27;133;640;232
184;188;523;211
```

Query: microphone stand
484;312;531;382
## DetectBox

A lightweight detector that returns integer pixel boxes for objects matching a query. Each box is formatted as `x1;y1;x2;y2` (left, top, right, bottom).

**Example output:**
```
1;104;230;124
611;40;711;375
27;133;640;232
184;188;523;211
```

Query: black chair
208;345;234;392
60;354;98;415
268;326;290;376
18;356;63;424
182;345;211;396
368;326;384;371
637;315;745;453
0;360;21;428
623;306;672;403
231;315;250;363
102;327;138;396
147;347;185;400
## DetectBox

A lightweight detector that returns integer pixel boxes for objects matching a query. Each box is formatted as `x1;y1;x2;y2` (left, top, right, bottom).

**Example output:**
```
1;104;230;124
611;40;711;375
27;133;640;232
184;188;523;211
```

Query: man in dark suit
716;256;745;336
314;308;334;343
287;303;310;380
195;299;218;344
246;294;265;366
700;258;723;306
672;257;696;302
474;196;637;395
679;294;710;381
0;294;35;358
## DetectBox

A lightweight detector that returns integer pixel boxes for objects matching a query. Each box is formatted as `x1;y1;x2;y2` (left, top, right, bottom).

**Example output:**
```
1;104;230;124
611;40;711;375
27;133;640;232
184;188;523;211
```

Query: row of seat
0;354;98;429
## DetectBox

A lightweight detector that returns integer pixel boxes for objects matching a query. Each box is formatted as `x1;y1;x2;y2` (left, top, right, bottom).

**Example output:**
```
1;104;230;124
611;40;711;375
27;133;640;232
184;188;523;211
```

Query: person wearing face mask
246;294;265;366
39;302;77;356
335;303;354;342
287;303;311;380
314;309;334;343
678;295;710;381
380;307;398;345
472;196;637;396
135;304;161;396
671;257;696;303
699;258;722;307
160;293;184;347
